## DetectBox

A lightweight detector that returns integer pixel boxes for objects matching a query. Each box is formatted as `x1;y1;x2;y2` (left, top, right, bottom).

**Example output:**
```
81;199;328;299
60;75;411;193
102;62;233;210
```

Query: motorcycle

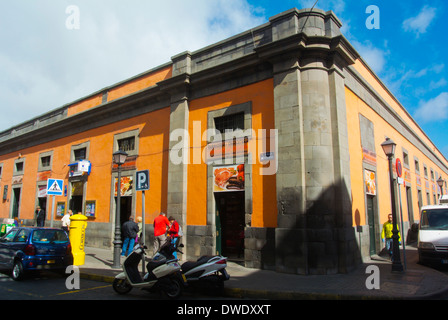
112;240;187;299
180;248;230;294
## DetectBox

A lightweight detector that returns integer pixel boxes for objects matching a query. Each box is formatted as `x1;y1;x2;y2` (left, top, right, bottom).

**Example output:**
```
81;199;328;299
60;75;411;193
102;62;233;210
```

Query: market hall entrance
214;191;245;260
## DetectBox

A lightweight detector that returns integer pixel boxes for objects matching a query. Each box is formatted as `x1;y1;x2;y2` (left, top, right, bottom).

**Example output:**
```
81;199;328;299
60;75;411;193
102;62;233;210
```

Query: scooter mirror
179;244;185;248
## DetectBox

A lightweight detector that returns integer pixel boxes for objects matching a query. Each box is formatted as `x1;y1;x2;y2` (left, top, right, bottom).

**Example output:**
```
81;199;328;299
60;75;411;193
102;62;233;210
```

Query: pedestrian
153;212;170;254
35;206;46;227
136;216;143;245
121;216;139;257
168;216;180;259
61;210;73;233
381;213;401;258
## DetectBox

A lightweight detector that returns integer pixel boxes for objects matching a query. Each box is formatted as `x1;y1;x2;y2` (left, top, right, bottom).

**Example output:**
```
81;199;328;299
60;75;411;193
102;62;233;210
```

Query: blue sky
0;0;447;159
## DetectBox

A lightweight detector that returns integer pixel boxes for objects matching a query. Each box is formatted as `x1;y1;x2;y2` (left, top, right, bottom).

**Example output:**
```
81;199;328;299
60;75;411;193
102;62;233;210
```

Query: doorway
214;191;245;260
115;196;132;240
11;188;21;219
406;186;414;224
69;181;84;214
366;195;377;256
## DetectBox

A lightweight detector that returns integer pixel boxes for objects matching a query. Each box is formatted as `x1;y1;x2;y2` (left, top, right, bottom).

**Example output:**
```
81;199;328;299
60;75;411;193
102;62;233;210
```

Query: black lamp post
437;177;445;203
381;137;404;272
112;150;128;269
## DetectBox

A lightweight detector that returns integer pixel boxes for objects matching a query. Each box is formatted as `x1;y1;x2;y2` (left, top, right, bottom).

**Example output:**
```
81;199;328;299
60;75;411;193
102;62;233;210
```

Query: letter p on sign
136;170;150;191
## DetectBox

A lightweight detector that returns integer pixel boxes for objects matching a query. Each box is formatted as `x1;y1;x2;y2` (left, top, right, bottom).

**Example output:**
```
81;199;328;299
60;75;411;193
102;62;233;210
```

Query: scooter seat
181;256;214;272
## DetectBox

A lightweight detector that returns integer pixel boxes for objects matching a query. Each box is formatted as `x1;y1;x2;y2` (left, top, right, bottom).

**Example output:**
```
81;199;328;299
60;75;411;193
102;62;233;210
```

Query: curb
80;272;115;284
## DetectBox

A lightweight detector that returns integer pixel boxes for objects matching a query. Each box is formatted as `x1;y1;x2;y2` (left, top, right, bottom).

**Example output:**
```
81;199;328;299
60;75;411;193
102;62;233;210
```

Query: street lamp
112;150;128;269
437;177;444;203
381;137;404;272
437;176;444;193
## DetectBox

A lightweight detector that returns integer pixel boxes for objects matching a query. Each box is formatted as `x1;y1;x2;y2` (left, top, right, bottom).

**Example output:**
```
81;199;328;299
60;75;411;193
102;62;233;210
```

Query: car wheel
12;261;25;281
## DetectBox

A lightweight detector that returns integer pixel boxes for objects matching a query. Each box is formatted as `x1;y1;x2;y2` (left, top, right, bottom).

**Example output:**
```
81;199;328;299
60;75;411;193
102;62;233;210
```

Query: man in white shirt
61;210;73;233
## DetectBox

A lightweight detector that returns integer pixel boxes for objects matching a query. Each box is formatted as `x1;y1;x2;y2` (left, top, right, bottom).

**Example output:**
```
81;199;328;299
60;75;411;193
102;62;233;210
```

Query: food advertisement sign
114;176;133;196
213;164;244;192
364;169;376;195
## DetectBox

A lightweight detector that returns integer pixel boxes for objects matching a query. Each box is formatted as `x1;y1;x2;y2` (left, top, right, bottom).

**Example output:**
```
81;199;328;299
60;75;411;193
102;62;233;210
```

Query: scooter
180;248;230;294
112;240;187;299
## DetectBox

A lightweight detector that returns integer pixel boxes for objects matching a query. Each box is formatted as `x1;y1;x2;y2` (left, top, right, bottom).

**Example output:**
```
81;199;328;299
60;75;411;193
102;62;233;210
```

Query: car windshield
32;229;69;244
420;209;448;230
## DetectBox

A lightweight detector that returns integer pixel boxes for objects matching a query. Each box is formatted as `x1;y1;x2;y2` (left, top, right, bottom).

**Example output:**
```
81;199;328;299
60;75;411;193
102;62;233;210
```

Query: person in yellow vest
381;214;401;258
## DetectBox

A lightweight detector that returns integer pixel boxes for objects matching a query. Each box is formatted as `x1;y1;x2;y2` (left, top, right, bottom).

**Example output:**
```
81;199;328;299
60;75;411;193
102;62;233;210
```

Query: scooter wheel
113;278;133;294
164;278;182;300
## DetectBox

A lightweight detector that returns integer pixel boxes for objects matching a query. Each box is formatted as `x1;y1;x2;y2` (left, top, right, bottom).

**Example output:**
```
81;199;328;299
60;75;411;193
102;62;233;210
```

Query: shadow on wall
247;178;362;275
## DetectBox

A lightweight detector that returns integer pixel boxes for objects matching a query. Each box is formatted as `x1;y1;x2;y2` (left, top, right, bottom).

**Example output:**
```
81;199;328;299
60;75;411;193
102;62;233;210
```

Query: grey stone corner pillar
255;8;360;274
157;51;192;260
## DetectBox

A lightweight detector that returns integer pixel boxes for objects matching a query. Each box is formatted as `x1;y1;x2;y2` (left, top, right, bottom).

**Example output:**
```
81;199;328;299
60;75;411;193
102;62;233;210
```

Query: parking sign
136;170;150;191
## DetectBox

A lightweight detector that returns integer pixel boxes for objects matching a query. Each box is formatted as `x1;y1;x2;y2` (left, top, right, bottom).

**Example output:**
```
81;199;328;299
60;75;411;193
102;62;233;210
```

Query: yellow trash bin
69;214;88;266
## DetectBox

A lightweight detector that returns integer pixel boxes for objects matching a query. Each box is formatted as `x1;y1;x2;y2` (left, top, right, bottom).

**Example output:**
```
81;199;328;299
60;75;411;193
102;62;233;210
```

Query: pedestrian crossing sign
47;179;64;196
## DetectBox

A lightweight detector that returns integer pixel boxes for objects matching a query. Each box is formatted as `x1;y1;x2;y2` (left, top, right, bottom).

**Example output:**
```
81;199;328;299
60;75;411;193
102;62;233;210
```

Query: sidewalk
79;245;448;300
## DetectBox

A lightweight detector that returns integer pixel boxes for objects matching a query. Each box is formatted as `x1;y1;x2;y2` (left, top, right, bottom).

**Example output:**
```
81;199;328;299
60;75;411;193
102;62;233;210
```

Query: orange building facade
0;8;447;274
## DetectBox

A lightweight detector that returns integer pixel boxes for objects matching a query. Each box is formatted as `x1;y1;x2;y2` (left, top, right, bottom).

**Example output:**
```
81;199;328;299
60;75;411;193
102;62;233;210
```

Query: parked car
0;227;73;280
418;202;448;266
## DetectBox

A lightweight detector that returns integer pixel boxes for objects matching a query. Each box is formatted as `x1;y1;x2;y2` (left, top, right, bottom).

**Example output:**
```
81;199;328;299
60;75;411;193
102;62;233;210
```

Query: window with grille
74;148;86;161
214;112;244;134
118;137;135;152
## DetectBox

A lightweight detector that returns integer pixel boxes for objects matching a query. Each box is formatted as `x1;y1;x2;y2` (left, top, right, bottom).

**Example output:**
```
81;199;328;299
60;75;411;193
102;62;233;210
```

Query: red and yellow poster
213;164;245;192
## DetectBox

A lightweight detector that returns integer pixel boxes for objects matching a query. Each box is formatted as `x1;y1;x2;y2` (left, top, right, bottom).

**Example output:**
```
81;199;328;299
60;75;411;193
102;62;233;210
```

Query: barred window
74;148;86;161
214;112;244;134
118;137;135;152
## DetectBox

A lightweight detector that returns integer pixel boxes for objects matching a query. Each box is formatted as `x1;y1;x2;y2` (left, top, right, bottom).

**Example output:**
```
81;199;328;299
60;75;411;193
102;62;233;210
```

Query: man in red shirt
168;216;180;259
153;212;170;254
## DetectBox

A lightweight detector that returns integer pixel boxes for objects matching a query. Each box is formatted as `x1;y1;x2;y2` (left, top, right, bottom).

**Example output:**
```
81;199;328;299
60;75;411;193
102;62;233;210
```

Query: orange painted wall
0;107;170;225
187;79;277;228
346;85;448;228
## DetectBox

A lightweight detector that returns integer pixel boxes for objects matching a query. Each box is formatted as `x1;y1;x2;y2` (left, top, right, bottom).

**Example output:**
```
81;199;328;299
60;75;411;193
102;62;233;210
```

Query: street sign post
47;179;64;227
135;170;150;274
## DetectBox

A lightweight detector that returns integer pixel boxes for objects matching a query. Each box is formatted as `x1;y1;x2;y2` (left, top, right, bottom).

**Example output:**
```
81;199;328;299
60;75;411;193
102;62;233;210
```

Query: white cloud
0;0;265;131
402;6;436;37
414;92;448;123
351;41;388;74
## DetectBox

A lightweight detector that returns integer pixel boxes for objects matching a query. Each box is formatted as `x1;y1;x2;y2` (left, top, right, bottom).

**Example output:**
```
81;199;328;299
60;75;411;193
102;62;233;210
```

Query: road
0;270;232;300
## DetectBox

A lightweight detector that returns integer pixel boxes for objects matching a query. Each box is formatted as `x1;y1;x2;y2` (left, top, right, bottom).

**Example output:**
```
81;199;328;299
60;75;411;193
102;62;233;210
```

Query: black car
0;227;73;280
